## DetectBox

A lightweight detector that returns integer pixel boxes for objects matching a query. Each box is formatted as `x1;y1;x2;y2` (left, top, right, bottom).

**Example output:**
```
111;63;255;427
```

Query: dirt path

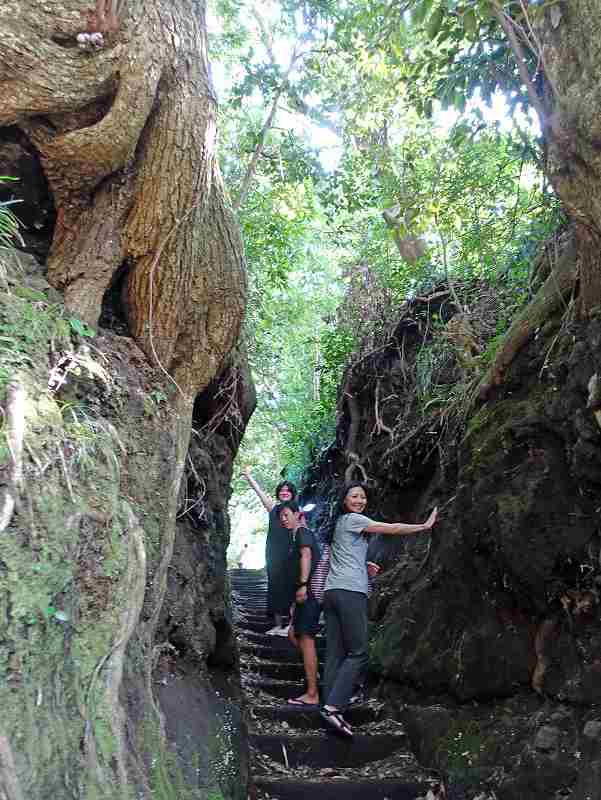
231;568;443;800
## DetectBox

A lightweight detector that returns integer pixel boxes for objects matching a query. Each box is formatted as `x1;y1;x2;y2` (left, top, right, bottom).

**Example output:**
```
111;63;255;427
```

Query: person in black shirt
242;468;297;634
278;500;321;707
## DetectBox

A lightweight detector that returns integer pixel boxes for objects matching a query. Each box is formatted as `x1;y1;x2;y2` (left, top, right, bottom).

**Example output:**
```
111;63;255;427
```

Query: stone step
240;643;319;663
232;596;268;605
234;607;269;617
236;614;272;626
254;777;431;800
239;630;325;650
250;703;385;731
245;678;318;701
251;732;408;770
232;599;268;609
245;660;307;681
234;604;268;615
229;568;266;577
230;581;268;589
231;584;267;593
237;619;275;634
232;585;267;592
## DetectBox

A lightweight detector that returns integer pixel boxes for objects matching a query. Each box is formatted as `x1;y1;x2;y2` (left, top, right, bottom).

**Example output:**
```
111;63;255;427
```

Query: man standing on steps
278;500;322;708
242;467;297;635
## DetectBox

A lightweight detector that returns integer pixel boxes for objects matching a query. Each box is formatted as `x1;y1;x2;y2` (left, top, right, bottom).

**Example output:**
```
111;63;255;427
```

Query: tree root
0;382;26;533
82;504;147;791
531;618;560;695
372;379;394;440
0;733;24;800
344;453;368;484
478;233;578;401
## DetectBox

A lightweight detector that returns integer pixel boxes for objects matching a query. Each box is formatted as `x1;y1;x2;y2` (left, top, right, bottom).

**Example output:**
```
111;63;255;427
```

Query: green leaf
427;7;445;39
463;9;478;35
413;0;434;25
69;317;96;338
12;286;46;302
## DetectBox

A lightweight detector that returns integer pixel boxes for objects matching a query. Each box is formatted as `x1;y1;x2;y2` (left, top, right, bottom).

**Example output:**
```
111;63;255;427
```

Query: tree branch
233;45;302;211
490;0;548;127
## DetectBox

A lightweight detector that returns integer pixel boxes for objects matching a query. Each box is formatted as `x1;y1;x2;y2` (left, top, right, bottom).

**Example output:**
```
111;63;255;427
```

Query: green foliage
300;0;533;120
213;0;564;522
0;176;23;249
68;316;95;338
146;722;200;800
0;294;66;395
143;389;167;418
435;718;492;787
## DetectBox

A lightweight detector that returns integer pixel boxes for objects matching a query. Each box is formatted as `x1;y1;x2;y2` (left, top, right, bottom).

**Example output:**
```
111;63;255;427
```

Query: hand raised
423;507;438;531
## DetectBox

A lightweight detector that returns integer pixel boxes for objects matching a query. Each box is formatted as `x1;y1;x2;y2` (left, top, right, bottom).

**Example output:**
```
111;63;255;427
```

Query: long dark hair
275;480;297;501
321;482;369;544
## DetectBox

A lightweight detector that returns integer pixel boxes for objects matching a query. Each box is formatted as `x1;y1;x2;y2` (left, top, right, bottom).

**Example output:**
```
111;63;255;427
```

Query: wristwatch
297;581;308;589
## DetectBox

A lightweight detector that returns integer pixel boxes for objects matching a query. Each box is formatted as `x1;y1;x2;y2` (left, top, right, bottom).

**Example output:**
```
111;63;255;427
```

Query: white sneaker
265;626;281;635
275;625;290;636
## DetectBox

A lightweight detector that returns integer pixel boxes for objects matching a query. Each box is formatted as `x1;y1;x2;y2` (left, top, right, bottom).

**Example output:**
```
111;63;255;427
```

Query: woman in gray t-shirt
321;482;438;738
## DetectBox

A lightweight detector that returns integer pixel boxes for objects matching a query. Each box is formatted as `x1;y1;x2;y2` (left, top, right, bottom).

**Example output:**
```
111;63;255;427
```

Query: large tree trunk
0;0;245;399
478;1;601;387
536;0;601;314
0;4;249;797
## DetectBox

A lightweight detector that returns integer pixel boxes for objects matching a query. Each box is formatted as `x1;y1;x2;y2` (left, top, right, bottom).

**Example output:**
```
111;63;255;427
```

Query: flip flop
287;698;319;709
320;708;353;738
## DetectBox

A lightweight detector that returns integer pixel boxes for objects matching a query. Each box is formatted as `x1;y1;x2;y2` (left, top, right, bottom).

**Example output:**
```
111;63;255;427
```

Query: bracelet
297;581;308;589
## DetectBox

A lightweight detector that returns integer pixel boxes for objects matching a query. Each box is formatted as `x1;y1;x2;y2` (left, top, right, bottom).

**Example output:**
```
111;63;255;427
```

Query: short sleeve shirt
291;526;321;585
324;512;374;595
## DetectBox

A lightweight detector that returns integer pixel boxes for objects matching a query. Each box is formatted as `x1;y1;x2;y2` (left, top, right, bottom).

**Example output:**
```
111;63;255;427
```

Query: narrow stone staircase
230;568;442;800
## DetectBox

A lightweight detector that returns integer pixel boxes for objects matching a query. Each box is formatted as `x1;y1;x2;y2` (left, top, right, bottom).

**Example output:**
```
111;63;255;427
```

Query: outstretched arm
241;466;275;512
364;507;438;536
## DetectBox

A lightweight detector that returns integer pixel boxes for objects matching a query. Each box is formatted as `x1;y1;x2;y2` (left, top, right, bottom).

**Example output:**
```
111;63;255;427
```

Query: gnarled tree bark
535;0;601;315
0;0;246;398
476;1;601;388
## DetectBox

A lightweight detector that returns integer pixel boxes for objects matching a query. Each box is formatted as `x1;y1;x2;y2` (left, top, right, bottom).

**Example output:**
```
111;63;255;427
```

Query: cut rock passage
230;568;441;800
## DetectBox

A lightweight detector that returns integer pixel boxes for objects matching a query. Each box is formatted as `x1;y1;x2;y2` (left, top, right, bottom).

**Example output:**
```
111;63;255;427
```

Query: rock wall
0;252;254;800
305;275;601;799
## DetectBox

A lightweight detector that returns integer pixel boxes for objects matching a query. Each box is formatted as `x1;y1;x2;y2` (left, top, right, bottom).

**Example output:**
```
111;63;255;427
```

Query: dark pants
266;555;294;619
323;589;368;709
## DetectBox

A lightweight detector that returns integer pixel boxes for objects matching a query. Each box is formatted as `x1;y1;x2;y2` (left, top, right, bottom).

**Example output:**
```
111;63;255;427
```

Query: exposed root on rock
0;734;24;800
82;504;148;791
478;231;578;401
531;617;560;695
0;382;26;533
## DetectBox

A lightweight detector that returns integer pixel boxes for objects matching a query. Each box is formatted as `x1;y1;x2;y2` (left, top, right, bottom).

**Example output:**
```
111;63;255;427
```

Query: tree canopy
210;0;564;530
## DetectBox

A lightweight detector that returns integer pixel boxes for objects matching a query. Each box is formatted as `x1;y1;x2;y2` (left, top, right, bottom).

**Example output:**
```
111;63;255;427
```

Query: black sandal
320;707;353;738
